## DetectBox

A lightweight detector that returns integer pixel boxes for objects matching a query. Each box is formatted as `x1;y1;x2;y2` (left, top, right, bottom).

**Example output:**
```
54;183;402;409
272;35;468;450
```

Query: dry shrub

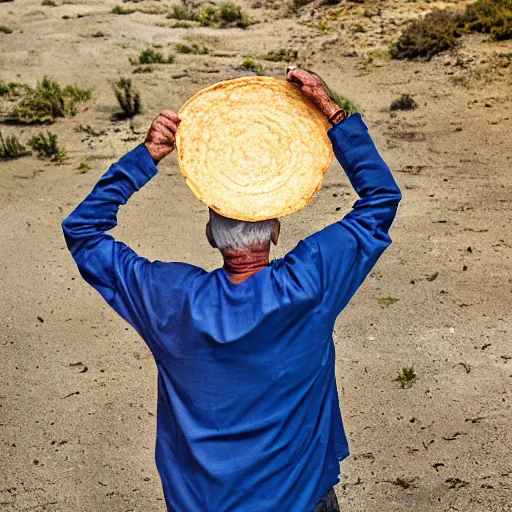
391;0;512;60
9;77;92;124
463;0;512;40
390;94;417;111
390;9;463;60
112;78;141;118
0;132;31;159
28;132;66;163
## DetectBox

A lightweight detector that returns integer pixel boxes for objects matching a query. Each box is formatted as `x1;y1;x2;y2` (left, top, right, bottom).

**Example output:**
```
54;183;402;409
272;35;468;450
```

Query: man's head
206;209;280;250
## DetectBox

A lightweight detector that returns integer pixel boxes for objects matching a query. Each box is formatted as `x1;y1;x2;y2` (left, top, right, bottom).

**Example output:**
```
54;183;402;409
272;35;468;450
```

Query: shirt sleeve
281;113;402;319
61;144;159;340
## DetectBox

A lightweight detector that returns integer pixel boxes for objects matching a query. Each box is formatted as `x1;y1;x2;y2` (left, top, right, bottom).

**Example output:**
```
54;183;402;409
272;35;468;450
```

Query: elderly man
62;67;401;512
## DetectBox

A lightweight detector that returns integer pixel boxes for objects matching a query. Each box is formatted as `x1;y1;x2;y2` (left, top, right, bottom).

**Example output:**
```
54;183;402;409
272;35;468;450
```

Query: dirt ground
1;0;511;510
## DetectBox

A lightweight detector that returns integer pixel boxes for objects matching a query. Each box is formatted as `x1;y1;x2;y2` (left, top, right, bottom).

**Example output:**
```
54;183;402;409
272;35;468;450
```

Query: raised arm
62;111;180;328
285;68;401;317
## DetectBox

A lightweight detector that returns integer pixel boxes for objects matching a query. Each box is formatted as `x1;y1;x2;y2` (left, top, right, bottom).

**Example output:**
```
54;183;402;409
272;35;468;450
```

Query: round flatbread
176;76;334;221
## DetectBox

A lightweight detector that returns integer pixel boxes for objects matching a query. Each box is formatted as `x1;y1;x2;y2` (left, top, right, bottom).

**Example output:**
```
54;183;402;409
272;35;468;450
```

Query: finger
287;68;303;85
156;116;178;134
160;110;181;124
153;123;176;145
286;65;297;77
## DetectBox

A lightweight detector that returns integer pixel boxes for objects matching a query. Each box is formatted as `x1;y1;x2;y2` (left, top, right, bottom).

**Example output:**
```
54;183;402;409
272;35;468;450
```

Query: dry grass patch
0;132;31;160
8;77;92;124
391;0;512;60
112;78;141;119
28;132;66;163
131;48;175;65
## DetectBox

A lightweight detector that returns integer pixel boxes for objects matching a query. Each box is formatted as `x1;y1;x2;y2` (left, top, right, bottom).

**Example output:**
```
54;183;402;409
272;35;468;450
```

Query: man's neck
221;243;271;284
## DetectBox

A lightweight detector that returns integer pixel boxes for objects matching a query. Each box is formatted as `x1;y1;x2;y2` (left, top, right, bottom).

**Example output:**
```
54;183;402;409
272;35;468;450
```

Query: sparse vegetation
63;84;93;103
132;48;175;64
396;366;417;388
390;94;418;111
331;91;359;115
378;296;399;307
77;124;105;136
91;31;106;38
9;77;93;124
391;0;512;60
463;0;512;40
170;21;192;28
0;131;31;160
390;9;463;61
260;48;298;62
305;21;331;32
112;77;141;118
197;6;218;26
77;158;90;173
353;23;367;33
112;5;135;15
175;43;207;54
28;132;66;163
0;25;13;34
218;2;247;26
241;57;264;75
0;81;28;97
167;1;250;28
167;4;192;20
42;0;57;6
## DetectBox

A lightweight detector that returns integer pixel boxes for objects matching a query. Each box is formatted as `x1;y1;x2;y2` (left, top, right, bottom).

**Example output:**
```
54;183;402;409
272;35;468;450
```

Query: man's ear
271;219;280;246
206;222;217;248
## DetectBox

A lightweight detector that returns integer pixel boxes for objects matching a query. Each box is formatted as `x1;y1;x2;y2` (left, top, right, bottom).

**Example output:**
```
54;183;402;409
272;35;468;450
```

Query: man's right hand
286;67;339;120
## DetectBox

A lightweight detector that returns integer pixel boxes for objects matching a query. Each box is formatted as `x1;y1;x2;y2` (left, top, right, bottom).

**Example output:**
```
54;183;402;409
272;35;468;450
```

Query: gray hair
209;209;276;250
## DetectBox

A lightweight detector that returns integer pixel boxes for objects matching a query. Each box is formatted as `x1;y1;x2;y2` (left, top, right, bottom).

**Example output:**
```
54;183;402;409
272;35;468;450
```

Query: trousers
312;488;340;512
167;487;340;511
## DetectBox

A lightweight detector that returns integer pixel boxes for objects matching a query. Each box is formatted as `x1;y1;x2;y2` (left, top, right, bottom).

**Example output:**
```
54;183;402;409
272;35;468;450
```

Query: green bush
198;6;217;26
63;84;93;103
170;21;193;28
77;158;90;173
112;78;141;118
167;5;192;20
9;77;93;124
134;48;175;64
112;5;135;14
390;9;464;60
396;366;417;388
175;43;207;54
0;25;13;34
0;81;29;97
463;0;512;40
28;132;66;163
391;1;512;60
42;0;57;6
0;131;31;159
241;57;264;75
167;1;250;28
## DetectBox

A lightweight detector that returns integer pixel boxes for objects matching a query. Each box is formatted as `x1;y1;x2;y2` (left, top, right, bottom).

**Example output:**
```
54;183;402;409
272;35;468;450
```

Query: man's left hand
144;110;181;164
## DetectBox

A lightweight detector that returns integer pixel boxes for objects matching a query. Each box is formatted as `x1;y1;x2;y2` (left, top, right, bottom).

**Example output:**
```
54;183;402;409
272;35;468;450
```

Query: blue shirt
62;113;401;512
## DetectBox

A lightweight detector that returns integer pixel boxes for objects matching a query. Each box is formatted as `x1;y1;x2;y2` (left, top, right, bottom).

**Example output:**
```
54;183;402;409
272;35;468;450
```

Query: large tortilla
176;76;334;221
